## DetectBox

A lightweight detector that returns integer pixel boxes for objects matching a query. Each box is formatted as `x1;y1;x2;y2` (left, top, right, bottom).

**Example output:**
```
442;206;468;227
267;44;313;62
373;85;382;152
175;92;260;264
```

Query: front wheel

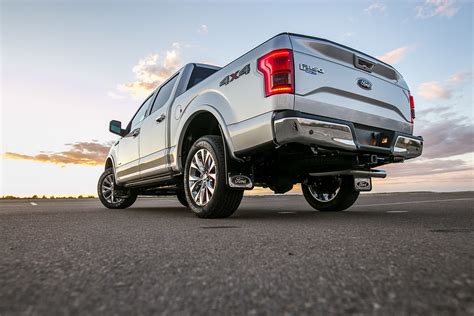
184;136;243;218
98;169;137;209
302;176;359;212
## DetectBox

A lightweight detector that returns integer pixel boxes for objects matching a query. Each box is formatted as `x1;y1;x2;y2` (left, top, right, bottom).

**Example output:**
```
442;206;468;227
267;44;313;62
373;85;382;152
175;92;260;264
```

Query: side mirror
109;120;125;136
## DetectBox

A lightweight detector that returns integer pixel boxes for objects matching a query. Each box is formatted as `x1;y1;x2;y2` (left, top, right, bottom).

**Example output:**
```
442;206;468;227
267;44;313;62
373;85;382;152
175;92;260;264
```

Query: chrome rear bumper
273;117;357;151
273;113;423;159
393;135;423;159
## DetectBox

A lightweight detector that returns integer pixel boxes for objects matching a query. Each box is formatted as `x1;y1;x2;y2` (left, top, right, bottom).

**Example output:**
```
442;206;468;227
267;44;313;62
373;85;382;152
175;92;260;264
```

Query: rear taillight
409;94;415;123
257;49;294;97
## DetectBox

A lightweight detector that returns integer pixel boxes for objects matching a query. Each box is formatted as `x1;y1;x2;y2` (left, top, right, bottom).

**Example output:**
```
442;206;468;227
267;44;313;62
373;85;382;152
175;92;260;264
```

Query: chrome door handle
132;128;140;137
156;114;166;123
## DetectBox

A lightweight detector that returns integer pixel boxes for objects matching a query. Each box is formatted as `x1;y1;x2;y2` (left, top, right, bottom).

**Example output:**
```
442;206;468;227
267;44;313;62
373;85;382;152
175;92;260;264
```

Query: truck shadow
232;209;395;223
126;205;388;222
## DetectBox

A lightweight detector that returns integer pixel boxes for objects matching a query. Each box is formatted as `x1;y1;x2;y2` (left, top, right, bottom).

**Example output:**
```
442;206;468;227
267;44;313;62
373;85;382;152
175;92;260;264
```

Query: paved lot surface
1;192;473;315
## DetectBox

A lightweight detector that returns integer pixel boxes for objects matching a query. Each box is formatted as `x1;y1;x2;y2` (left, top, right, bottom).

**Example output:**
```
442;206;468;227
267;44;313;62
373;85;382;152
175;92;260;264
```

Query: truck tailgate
290;35;413;134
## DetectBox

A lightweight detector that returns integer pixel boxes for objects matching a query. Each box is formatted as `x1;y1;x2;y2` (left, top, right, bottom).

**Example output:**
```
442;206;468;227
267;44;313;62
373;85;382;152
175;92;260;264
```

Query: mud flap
221;130;254;190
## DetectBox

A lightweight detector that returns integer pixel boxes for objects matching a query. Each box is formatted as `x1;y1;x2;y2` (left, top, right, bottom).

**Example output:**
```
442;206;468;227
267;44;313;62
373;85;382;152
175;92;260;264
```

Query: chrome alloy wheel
188;149;216;206
307;180;341;203
101;174;123;204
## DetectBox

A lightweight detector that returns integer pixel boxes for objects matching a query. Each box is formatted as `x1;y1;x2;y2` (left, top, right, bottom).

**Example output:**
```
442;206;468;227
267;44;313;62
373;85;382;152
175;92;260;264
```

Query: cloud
383;158;472;177
2;141;113;166
377;46;409;64
118;43;182;99
197;24;208;34
417;104;451;116
379;113;473;177
364;3;386;15
417;81;452;100
417;116;474;159
107;91;125;99
416;0;460;18
417;70;471;101
381;108;474;179
448;71;472;83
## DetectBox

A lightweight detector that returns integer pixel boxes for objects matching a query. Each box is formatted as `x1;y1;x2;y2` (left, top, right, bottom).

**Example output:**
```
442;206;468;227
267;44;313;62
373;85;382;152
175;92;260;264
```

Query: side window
130;95;153;129
187;66;218;90
150;75;179;114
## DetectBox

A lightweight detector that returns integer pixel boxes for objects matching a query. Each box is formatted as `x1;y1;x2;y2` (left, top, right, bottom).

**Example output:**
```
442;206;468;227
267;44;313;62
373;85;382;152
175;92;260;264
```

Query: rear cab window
187;66;219;90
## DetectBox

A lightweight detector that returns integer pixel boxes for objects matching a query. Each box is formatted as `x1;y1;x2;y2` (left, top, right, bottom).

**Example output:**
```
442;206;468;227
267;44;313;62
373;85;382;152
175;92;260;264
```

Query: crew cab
98;33;423;218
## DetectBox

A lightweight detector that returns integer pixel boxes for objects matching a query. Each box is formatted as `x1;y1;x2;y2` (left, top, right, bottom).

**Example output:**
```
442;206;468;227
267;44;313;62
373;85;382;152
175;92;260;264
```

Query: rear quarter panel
168;34;296;170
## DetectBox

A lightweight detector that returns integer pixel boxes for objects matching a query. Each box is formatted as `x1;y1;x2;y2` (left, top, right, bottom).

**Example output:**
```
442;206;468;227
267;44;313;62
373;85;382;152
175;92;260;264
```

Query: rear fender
173;92;241;172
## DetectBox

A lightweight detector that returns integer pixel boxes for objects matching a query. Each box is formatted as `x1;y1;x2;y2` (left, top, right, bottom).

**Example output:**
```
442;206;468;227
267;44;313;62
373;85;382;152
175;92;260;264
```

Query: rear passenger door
138;74;179;178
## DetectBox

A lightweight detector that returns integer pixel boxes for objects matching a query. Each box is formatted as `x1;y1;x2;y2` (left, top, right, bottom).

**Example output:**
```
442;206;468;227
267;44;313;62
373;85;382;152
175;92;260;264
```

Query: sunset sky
1;0;473;196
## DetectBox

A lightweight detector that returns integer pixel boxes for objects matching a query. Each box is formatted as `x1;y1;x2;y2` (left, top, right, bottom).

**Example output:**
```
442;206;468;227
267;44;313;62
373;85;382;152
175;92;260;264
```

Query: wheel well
105;158;113;170
180;112;222;168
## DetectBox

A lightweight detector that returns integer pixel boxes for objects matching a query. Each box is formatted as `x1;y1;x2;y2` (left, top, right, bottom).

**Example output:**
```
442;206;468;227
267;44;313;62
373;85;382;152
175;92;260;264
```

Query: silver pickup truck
98;33;423;218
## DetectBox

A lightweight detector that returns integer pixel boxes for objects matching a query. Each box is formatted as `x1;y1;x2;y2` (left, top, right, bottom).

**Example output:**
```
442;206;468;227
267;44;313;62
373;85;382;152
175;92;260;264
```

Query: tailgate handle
354;55;375;72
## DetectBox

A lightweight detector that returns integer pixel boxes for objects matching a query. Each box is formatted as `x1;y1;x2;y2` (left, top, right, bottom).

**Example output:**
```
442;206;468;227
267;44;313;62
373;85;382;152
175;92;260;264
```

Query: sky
1;0;473;196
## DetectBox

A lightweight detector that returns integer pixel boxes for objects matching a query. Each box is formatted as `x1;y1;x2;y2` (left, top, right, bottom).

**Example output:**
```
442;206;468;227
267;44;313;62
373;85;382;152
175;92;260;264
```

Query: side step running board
309;169;387;178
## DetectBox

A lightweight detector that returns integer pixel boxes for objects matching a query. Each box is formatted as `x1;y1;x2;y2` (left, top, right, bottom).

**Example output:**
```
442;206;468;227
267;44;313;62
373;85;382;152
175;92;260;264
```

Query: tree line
1;195;96;199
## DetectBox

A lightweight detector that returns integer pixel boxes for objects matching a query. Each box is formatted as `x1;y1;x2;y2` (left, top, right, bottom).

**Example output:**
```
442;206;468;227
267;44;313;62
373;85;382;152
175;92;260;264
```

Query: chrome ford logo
233;176;249;185
357;78;372;90
354;178;372;191
229;175;253;189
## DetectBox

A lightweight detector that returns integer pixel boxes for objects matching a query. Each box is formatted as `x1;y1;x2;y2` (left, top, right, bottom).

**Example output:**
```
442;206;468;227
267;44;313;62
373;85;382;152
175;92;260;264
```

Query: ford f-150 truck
98;33;423;218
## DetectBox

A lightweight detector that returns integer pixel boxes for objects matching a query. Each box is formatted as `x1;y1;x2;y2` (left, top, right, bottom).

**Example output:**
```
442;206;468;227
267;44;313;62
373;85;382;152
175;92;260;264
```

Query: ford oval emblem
357;78;372;90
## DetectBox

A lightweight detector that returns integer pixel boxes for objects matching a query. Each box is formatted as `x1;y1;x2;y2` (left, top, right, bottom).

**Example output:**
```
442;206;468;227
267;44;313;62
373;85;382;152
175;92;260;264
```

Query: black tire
183;135;243;218
176;188;189;207
97;169;137;209
302;176;359;212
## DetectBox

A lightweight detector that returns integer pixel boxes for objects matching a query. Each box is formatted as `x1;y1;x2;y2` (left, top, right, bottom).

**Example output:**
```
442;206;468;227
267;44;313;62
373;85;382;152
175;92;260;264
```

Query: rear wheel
302;175;359;212
184;136;243;218
98;169;137;209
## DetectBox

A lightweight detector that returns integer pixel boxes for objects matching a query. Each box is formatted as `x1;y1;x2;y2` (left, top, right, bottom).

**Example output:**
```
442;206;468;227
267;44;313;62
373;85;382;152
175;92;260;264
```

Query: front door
139;74;179;178
115;94;154;183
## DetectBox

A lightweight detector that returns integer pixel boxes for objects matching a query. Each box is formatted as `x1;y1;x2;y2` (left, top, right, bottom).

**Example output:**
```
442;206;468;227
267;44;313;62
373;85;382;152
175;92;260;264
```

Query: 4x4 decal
219;64;250;86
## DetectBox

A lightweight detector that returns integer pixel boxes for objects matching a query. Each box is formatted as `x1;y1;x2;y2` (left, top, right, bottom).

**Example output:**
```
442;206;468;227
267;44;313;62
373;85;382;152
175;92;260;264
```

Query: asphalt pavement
1;192;473;315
